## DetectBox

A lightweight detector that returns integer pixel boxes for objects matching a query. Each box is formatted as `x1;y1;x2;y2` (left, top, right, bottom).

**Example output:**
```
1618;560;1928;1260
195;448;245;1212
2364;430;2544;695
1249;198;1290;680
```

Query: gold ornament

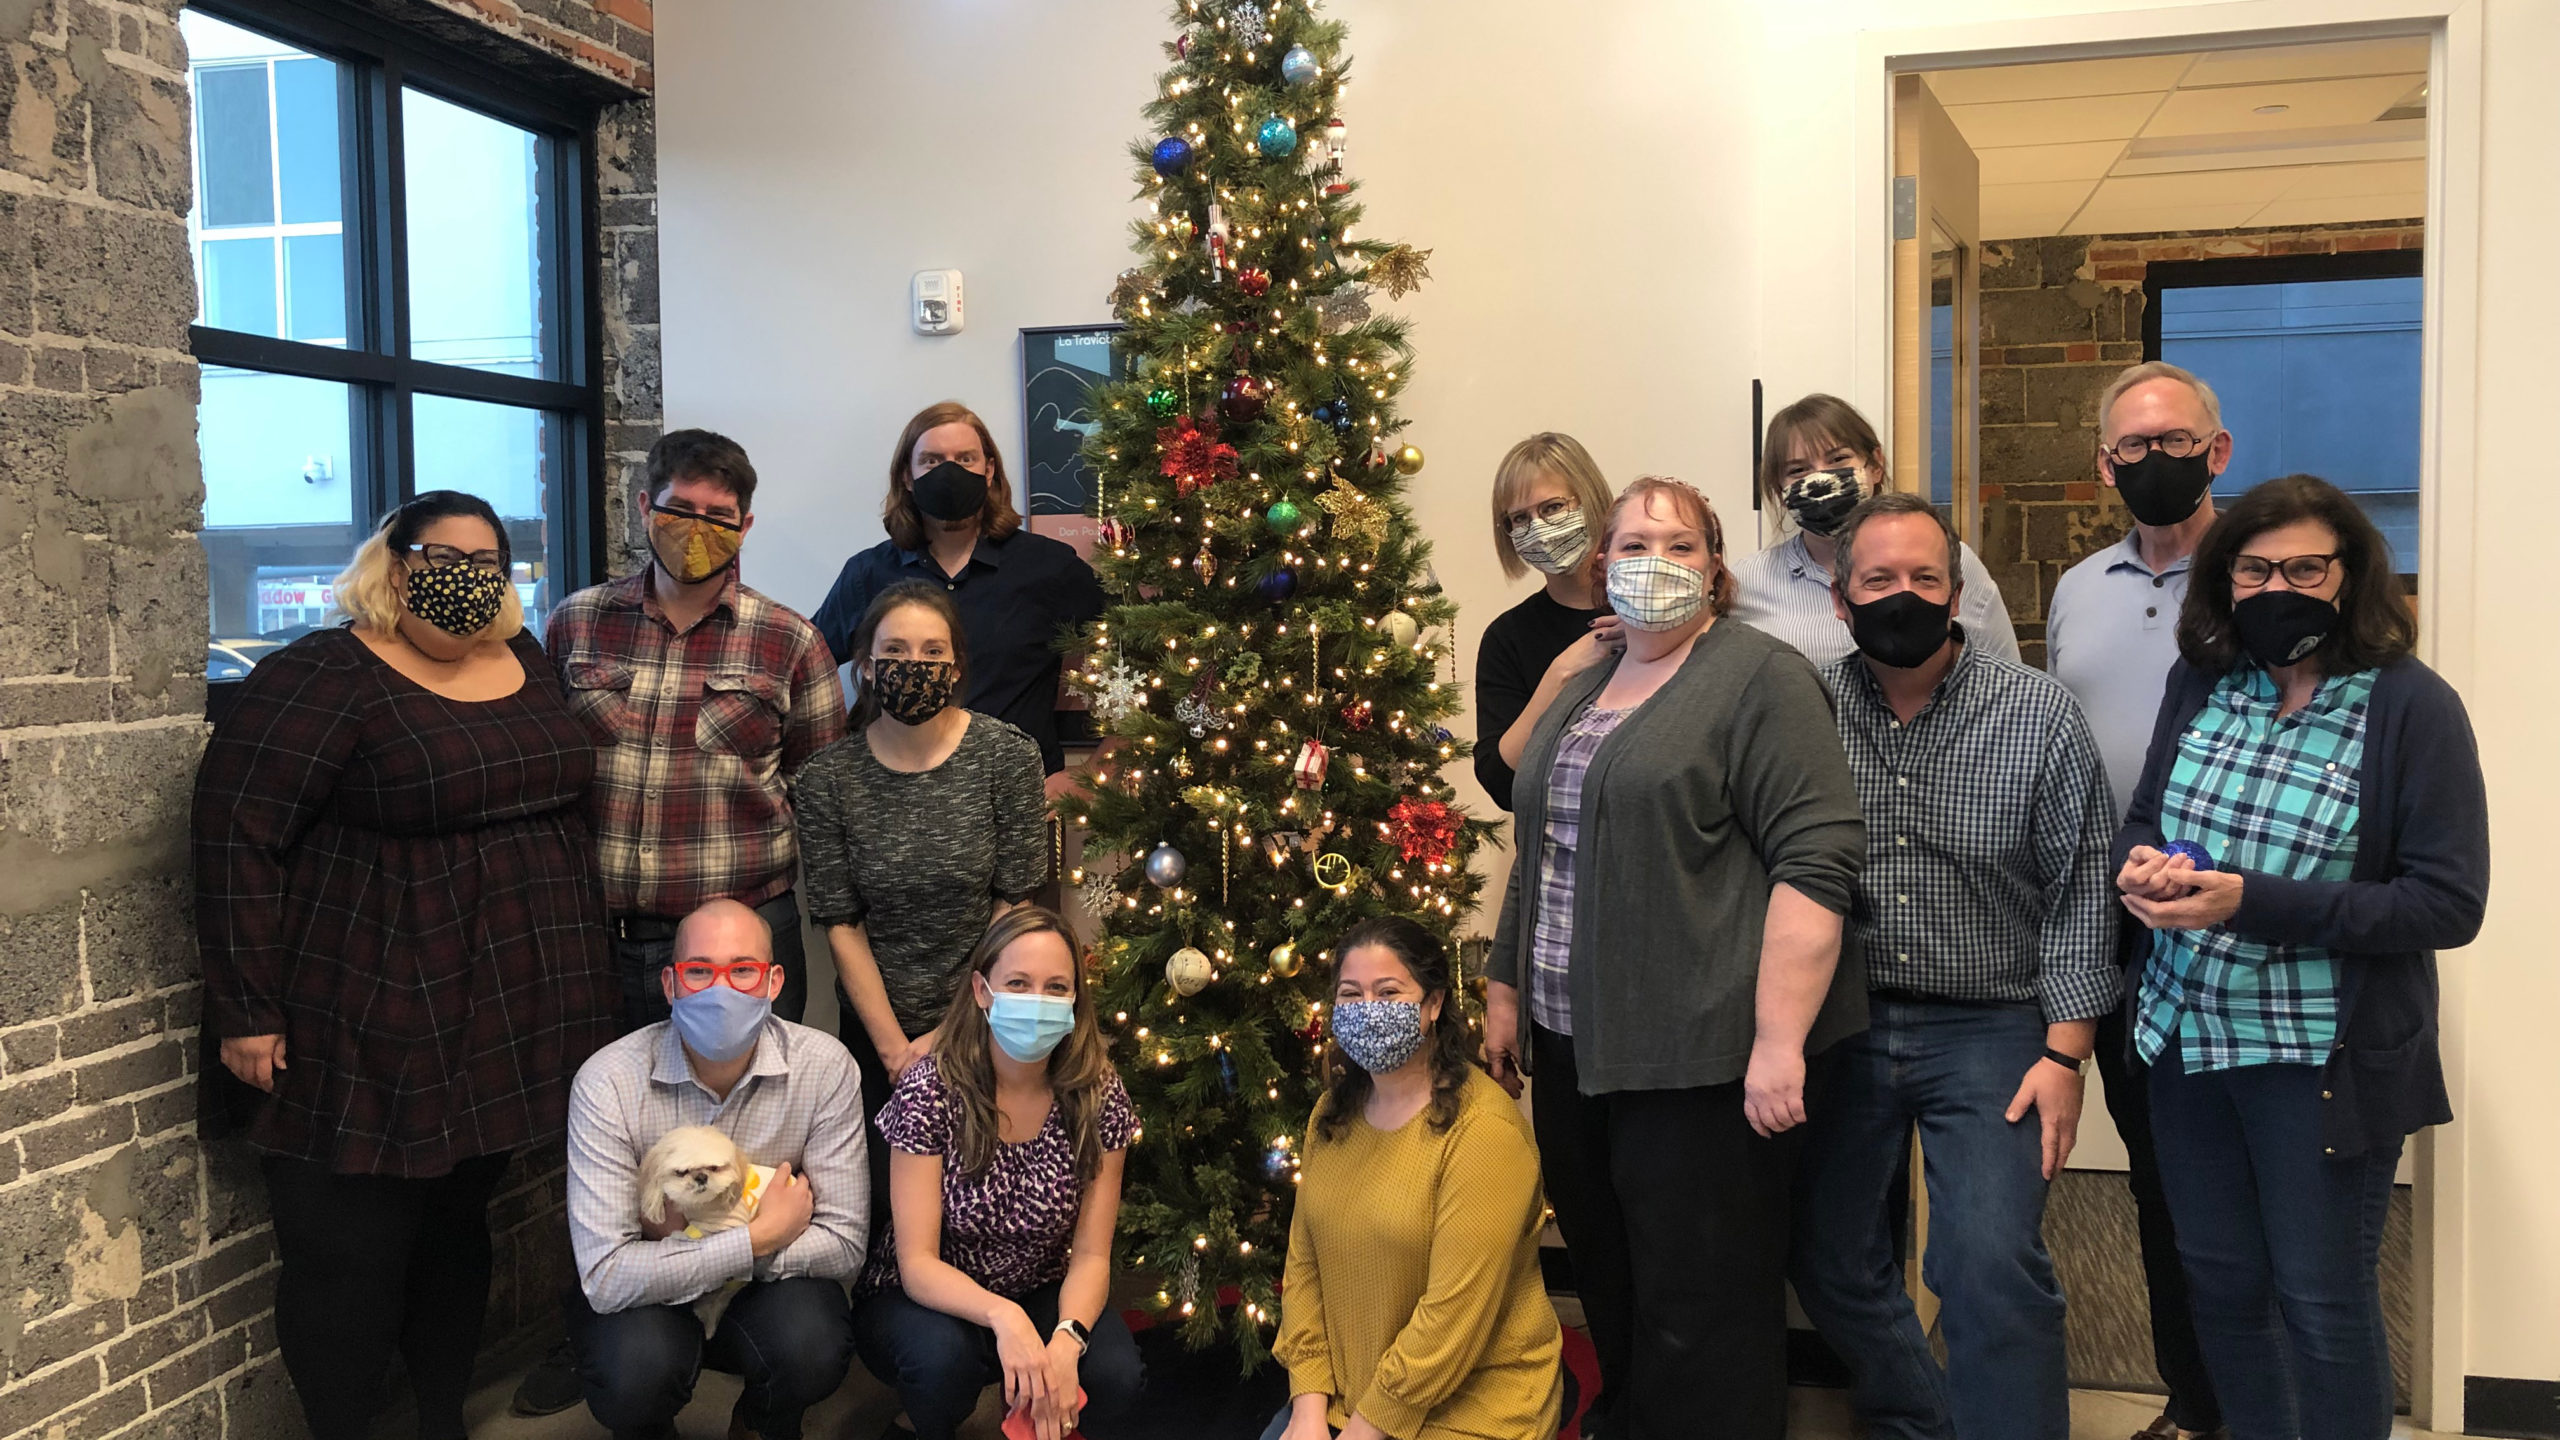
1311;852;1352;890
1107;267;1159;317
1393;443;1425;476
1268;941;1303;978
1317;474;1388;556
1368;244;1434;300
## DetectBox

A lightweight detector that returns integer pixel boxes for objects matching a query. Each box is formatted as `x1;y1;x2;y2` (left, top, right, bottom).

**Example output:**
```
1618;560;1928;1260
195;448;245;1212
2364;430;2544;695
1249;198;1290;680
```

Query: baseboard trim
2467;1377;2560;1439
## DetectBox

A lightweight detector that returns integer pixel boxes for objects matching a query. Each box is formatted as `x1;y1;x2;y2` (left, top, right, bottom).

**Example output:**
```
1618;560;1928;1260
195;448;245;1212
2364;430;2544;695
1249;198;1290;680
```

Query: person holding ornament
2114;475;2487;1440
1729;393;2020;668
1484;476;1868;1440
1472;432;1621;813
811;401;1109;794
1267;917;1563;1440
851;906;1144;1440
797;581;1050;1227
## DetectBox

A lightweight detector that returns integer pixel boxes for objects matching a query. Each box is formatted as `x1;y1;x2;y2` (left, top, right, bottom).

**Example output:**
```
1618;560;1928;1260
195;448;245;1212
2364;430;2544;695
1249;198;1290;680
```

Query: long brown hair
1758;392;1888;510
931;906;1118;1184
1314;917;1479;1143
884;401;1024;552
847;580;970;728
2176;473;2415;675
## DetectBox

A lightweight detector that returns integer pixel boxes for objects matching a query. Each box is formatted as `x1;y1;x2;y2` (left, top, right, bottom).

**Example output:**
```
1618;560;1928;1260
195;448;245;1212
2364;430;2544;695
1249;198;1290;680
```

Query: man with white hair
2045;359;2233;1440
563;898;868;1440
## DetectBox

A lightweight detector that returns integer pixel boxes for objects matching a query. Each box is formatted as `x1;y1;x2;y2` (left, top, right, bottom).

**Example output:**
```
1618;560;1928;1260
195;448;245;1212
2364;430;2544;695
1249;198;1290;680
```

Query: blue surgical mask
670;981;771;1063
986;993;1078;1064
1331;999;1426;1074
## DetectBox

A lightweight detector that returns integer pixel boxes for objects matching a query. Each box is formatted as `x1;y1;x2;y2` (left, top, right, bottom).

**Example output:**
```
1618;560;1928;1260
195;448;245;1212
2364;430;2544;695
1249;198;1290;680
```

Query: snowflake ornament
1088;658;1148;725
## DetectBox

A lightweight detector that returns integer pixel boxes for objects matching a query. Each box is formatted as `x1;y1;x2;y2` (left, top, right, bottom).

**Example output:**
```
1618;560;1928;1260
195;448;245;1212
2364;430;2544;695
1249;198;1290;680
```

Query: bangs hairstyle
848;580;970;727
931;906;1119;1184
646;428;759;513
884;401;1023;552
2177;473;2415;675
331;490;525;641
1489;432;1613;581
1758;393;1887;509
1605;476;1740;617
1314;916;1479;1143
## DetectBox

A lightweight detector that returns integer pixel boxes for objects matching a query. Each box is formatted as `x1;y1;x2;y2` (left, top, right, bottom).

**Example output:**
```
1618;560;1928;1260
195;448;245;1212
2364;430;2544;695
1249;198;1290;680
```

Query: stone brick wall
598;95;661;577
0;1;658;1436
1973;220;2426;666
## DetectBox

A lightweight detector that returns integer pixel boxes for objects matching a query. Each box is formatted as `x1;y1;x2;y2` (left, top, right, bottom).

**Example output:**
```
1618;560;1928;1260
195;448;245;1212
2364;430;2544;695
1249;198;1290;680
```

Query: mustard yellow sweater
1273;1069;1563;1440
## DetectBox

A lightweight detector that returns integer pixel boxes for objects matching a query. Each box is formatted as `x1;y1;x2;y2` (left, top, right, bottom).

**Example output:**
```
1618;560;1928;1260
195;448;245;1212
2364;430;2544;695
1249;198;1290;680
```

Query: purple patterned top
1530;703;1630;1034
858;1054;1137;1299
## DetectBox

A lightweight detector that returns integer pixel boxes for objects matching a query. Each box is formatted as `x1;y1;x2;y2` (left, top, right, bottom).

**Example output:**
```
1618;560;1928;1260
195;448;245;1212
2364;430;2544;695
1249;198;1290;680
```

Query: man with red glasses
561;899;868;1440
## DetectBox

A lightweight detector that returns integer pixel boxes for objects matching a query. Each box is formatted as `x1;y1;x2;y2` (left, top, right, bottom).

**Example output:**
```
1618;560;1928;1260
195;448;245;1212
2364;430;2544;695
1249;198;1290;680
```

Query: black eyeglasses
405;543;508;574
2102;429;2219;464
1503;498;1578;531
2230;552;2342;589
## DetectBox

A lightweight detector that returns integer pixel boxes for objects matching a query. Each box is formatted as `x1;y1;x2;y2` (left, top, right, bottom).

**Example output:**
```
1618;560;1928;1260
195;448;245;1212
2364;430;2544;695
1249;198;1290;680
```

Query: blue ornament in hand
1256;115;1298;159
1152;136;1193;177
2163;839;2216;871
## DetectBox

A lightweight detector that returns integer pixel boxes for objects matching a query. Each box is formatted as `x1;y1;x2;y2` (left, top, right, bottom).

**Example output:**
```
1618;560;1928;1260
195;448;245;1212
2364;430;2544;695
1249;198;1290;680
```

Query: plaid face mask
1606;554;1707;632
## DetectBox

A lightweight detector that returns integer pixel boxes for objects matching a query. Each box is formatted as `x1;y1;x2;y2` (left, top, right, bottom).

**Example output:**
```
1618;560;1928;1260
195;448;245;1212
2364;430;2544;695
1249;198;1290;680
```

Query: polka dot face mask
403;562;508;638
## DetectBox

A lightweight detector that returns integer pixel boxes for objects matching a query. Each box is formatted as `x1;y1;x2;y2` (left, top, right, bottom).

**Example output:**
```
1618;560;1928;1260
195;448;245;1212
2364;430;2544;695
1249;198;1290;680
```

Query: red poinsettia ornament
1385;797;1460;865
1157;416;1238;496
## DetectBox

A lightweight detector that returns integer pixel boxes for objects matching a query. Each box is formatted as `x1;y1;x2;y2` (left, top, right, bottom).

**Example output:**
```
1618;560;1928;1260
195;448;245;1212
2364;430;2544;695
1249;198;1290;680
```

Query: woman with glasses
1731;393;2020;666
2113;474;2488;1440
193;491;618;1440
1474;433;1619;812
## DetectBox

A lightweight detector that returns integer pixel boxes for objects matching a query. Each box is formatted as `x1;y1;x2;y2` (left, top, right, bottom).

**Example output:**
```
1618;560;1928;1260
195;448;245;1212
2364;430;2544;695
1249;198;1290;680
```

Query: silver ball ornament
1145;843;1188;888
1280;46;1320;88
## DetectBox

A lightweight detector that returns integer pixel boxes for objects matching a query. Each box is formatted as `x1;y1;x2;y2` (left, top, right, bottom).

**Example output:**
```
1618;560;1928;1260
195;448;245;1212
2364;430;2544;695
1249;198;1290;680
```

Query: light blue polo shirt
2046;531;2192;819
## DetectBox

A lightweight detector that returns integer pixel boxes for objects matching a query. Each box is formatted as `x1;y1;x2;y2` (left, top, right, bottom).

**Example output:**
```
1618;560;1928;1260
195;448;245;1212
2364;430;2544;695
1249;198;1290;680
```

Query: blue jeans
610;888;809;1032
561;1275;853;1440
851;1282;1144;1440
2148;1037;2402;1440
1790;998;2069;1440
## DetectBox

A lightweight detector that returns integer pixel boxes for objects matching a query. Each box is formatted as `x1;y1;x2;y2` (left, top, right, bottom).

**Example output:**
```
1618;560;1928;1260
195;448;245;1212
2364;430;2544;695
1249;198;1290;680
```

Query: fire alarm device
912;269;964;335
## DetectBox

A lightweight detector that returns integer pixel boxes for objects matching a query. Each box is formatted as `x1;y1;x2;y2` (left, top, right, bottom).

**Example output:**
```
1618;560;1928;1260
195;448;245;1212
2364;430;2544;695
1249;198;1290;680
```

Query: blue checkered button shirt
1822;641;2121;1021
2135;666;2373;1072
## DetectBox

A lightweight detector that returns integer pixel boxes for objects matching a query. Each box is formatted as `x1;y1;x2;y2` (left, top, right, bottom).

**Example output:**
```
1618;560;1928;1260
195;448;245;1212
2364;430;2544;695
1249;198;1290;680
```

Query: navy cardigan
2113;655;2490;1157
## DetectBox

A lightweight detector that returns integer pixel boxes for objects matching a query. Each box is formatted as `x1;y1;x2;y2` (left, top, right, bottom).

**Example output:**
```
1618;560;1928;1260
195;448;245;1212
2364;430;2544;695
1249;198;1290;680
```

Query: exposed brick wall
428;0;654;89
598;96;661;577
1974;221;2426;666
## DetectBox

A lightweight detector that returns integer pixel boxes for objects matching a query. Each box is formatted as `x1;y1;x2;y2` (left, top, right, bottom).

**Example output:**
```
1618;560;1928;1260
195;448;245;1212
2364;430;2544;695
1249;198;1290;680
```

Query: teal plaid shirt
2135;665;2374;1071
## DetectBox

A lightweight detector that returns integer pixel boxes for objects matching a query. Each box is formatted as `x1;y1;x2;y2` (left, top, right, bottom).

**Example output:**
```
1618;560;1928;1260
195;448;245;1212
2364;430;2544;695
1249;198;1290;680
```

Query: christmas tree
1062;0;1489;1365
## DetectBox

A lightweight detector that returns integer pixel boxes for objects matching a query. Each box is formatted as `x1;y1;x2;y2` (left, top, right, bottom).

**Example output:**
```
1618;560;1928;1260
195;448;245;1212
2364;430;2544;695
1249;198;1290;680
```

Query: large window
2146;251;2424;575
183;4;599;676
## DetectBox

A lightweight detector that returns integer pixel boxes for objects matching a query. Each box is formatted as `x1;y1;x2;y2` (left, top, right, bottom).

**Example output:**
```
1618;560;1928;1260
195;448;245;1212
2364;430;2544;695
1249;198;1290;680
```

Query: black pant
2097;1007;2223;1433
611;888;810;1031
834;996;899;1247
1532;1024;1806;1440
562;1276;855;1440
851;1281;1145;1440
262;1151;512;1440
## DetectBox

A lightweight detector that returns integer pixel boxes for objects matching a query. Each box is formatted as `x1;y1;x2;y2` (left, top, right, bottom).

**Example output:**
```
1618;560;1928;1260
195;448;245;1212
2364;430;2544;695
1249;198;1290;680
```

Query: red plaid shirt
545;571;846;916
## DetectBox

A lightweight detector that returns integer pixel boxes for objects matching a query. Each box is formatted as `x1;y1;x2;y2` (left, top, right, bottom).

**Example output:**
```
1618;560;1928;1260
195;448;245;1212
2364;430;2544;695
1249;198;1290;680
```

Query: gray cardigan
1487;620;1869;1095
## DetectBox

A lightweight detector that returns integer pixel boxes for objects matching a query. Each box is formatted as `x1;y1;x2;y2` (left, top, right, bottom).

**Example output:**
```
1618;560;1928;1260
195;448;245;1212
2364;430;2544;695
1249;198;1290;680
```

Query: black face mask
2232;590;2337;669
1846;589;1955;669
911;460;990;523
2110;449;2216;527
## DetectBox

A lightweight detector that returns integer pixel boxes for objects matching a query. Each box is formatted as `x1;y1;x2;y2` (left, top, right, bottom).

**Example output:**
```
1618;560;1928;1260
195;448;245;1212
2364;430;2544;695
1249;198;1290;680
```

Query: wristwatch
2043;1047;2091;1075
1054;1317;1091;1356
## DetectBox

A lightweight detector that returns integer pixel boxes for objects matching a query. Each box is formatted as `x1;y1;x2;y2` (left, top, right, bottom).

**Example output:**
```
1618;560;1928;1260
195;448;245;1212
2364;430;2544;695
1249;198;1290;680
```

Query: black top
1472;590;1609;810
811;528;1109;774
2113;655;2489;1158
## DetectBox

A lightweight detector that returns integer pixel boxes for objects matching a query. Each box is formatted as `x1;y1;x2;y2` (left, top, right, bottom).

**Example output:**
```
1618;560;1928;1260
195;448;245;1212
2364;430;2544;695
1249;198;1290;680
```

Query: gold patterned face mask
648;504;744;584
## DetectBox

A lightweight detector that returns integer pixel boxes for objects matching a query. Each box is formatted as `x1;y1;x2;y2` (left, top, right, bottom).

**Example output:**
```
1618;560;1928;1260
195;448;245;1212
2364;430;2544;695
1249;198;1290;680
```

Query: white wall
656;0;2559;1408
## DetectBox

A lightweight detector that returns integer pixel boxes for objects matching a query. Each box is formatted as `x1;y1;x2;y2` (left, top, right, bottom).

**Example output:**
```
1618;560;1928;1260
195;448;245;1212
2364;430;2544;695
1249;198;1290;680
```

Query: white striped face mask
1606;554;1708;632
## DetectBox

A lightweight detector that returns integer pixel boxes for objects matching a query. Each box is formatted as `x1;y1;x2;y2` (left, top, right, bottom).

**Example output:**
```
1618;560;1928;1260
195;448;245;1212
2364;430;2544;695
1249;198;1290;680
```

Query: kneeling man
566;898;869;1440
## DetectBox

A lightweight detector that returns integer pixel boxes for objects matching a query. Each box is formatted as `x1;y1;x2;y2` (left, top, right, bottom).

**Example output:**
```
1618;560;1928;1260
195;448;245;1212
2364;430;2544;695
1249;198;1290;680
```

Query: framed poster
1020;323;1123;559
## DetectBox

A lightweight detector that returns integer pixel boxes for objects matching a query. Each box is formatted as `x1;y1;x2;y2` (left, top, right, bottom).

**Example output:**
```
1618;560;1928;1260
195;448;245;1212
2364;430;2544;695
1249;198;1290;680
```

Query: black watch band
1054;1317;1091;1355
2043;1047;2090;1074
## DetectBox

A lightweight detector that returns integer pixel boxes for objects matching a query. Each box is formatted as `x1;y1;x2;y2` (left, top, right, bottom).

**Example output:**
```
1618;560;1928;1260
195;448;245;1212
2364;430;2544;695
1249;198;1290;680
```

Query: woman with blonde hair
851;905;1143;1440
1730;392;2019;666
1473;432;1621;812
192;490;616;1440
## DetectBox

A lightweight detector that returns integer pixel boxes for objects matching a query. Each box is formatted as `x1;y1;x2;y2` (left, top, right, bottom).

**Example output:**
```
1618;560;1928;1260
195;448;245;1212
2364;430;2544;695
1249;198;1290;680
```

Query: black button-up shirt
811;529;1107;774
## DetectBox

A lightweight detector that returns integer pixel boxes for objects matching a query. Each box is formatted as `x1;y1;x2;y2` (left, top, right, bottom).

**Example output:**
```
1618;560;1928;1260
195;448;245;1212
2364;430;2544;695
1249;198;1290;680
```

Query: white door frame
1847;2;2484;1429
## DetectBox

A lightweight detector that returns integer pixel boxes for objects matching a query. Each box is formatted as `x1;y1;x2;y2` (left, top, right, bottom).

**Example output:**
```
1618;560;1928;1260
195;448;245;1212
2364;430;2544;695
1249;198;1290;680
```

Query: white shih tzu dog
636;1124;773;1330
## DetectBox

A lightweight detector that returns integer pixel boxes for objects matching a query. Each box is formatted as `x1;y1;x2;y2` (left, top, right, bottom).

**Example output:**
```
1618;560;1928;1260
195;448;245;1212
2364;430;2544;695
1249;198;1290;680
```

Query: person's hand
1280;1396;1336;1440
1036;1331;1083;1440
2116;845;2199;902
1742;1038;1808;1138
1337;1414;1389;1440
639;1205;685;1241
219;1034;288;1092
745;1163;812;1256
1044;768;1089;805
2004;1058;2086;1179
1483;983;1523;1099
992;1303;1052;1420
887;1031;936;1080
1545;626;1620;686
2122;869;2244;931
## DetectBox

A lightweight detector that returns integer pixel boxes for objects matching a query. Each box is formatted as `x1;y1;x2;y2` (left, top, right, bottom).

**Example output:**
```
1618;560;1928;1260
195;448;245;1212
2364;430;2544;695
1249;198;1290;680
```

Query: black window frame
2140;247;2425;357
186;0;608;682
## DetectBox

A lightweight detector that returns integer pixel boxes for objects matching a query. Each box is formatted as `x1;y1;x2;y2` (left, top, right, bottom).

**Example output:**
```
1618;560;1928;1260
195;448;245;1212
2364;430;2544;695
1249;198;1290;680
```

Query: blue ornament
1280;45;1320;88
2163;839;2217;872
1258;569;1298;602
1262;1147;1292;1179
1151;136;1193;177
1256;115;1298;159
1218;1051;1239;1095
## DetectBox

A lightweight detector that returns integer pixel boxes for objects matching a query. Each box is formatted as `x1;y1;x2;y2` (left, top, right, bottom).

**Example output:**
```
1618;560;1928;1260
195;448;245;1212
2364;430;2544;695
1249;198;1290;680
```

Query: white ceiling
1923;38;2429;240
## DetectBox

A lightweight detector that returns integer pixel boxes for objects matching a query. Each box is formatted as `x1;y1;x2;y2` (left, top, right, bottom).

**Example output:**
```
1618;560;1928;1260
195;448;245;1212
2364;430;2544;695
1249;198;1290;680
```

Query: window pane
195;65;272;228
284;233;346;343
272;57;342;224
414;394;561;625
202;236;277;336
403;89;560;379
199;368;360;673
